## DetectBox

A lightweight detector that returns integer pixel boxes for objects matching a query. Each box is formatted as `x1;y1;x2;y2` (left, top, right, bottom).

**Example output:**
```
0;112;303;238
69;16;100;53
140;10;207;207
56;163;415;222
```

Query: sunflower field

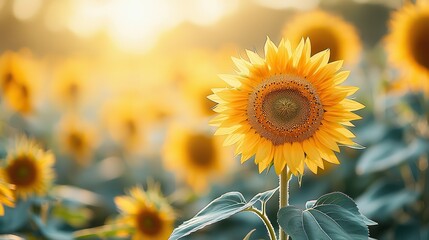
0;0;428;239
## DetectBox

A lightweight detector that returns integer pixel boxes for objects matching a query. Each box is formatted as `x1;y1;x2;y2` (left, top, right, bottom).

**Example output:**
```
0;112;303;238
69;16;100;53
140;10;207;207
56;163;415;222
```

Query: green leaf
169;188;278;240
278;192;375;240
243;229;256;240
314;192;377;226
32;215;73;240
357;138;427;174
52;204;92;228
356;180;420;220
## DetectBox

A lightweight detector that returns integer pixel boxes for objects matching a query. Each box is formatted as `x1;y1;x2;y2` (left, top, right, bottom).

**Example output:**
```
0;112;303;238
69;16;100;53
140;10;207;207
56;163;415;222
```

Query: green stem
73;224;133;239
279;168;292;240
246;207;277;240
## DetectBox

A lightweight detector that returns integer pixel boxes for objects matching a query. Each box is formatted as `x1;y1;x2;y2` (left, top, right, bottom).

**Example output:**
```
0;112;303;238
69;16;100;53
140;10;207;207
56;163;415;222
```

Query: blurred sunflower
140;86;177;125
114;185;175;240
210;38;363;175
102;95;147;153
180;48;234;117
0;51;38;115
163;123;231;193
282;10;361;64
386;1;429;93
57;115;98;167
0;180;14;215
51;58;92;109
1;137;55;199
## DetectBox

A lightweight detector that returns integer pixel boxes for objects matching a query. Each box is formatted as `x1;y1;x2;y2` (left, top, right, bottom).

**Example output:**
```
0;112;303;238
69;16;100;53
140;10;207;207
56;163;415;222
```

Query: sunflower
114;185;175;240
282;10;361;65
0;180;15;215
209;38;363;175
51;58;92;109
102;95;147;153
0;51;37;114
180;48;235;117
163;123;231;193
1;137;55;200
57;115;98;167
385;1;429;94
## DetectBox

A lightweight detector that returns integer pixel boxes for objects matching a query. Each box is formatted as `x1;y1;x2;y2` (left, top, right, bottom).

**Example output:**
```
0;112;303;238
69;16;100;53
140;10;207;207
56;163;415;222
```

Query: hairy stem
279;168;292;240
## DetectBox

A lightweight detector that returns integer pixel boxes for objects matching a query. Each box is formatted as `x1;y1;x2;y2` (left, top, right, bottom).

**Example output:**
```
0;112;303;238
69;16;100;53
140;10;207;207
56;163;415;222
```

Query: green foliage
357;138;427;174
356;180;420;220
278;192;376;240
169;187;278;240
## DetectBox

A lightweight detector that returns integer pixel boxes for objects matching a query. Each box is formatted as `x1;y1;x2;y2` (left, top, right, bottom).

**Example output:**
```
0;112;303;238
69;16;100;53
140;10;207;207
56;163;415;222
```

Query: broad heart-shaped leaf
278;192;375;240
169;187;278;240
356;138;427;174
312;192;377;226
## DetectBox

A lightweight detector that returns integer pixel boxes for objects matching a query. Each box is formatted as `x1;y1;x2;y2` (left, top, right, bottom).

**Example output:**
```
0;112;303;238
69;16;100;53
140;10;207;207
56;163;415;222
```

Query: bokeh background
0;0;428;239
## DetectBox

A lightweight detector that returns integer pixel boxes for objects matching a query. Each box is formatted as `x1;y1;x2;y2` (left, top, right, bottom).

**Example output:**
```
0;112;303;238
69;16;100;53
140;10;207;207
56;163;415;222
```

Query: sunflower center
19;83;29;98
68;132;83;151
409;15;429;70
125;119;137;137
6;155;38;187
270;94;300;121
248;74;324;145
303;26;340;62
186;134;216;168
68;82;79;99
136;209;163;236
2;72;14;89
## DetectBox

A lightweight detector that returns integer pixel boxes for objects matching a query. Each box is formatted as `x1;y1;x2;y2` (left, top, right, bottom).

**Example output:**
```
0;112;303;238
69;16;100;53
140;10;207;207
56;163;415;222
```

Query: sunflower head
180;48;234;118
114;185;174;240
282;10;361;64
102;95;148;153
51;59;91;108
0;179;15;216
1;137;55;200
0;51;37;115
58;115;98;167
163;123;232;193
386;1;429;94
210;37;363;176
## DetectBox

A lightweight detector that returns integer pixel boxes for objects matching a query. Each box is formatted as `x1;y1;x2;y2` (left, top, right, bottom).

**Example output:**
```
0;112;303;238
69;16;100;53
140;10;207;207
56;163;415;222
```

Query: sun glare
13;0;43;21
59;0;240;53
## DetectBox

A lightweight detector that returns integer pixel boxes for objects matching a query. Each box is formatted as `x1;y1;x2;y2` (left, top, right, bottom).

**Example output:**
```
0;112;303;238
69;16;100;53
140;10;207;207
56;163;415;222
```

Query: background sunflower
163;123;233;193
1;137;55;200
114;185;175;240
282;10;362;65
385;1;429;95
0;1;427;239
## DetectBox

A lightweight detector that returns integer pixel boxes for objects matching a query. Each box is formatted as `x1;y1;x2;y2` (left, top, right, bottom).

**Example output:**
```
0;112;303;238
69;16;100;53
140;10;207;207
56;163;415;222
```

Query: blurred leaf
355;121;389;145
169;188;278;240
278;192;374;240
52;203;92;228
51;185;104;207
0;200;30;233
32;215;73;240
357;138;427;174
356;180;420;220
242;229;256;240
394;221;421;240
